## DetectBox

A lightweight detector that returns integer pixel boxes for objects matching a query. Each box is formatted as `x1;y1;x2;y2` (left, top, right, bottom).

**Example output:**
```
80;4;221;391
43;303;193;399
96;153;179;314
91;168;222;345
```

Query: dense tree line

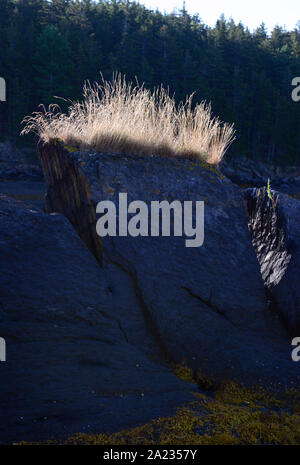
0;0;299;164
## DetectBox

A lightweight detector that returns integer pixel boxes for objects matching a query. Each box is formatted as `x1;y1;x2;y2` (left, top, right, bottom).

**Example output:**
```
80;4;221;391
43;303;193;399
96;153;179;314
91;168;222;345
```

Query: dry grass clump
21;74;235;164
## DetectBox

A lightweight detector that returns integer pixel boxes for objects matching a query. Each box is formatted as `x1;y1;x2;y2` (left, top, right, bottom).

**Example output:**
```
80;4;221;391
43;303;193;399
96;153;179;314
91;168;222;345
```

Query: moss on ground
20;374;300;445
172;360;195;383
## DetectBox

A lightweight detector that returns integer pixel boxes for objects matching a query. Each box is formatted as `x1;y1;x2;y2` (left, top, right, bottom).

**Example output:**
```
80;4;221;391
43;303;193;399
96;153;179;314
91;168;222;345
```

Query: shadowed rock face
2;143;299;443
37;142;298;386
246;187;300;335
0;194;196;444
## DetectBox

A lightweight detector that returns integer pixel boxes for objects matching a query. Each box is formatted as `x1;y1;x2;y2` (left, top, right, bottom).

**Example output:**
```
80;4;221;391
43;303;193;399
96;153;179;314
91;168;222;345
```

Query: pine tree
34;24;74;104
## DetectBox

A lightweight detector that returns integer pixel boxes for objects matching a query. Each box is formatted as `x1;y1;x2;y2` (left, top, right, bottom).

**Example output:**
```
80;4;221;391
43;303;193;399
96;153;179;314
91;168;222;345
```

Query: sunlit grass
21;74;235;165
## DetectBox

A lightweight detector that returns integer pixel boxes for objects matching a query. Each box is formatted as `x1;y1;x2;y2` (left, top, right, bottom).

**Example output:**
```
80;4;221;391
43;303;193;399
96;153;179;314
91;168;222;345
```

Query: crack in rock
181;286;238;328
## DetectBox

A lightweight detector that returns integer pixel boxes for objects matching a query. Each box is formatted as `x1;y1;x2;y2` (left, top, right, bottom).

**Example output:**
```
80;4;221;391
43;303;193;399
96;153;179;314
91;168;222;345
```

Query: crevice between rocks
107;255;174;367
181;286;238;328
245;186;292;330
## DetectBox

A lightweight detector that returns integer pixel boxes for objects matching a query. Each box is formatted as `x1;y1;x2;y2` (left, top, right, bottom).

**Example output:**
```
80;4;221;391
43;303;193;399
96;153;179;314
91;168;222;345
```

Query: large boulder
246;187;300;335
37;142;299;387
0;194;196;444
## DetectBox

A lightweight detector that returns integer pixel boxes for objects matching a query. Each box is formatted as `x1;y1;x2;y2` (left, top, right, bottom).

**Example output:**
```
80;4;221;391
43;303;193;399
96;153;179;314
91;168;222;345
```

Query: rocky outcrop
0;141;43;181
38;141;102;264
0;180;45;210
36;142;298;387
0;163;43;180
0;194;196;444
246;187;300;335
2;141;299;443
221;157;300;197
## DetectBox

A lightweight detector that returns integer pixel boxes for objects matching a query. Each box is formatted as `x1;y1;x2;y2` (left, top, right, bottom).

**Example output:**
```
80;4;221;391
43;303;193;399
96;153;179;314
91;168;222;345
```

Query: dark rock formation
38;141;102;264
2;141;299;443
36;142;299;387
0;163;43;181
0;194;196;444
221;157;300;197
0;141;43;181
0;180;46;210
246;187;300;335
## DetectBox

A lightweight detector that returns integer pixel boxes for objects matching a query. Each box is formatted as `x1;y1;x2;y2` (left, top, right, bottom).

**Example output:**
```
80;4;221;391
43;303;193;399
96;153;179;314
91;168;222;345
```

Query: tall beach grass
21;74;235;164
